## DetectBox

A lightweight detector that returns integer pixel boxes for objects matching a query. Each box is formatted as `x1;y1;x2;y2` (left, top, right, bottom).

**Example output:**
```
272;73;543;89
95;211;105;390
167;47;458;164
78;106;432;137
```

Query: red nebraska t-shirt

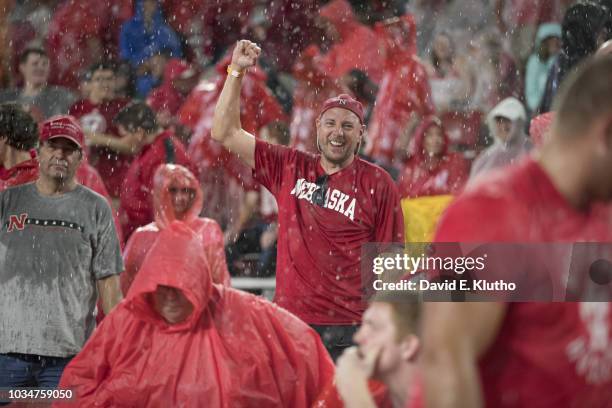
254;139;404;325
435;158;612;407
69;98;130;197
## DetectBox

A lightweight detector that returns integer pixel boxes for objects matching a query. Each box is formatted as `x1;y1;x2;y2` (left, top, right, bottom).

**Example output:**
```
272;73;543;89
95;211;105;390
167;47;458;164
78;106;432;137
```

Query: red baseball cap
319;94;364;124
40;115;84;149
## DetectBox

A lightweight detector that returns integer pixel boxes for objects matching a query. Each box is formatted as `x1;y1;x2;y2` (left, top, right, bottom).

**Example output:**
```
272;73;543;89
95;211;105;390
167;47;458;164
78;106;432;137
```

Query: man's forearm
211;67;243;143
97;275;123;315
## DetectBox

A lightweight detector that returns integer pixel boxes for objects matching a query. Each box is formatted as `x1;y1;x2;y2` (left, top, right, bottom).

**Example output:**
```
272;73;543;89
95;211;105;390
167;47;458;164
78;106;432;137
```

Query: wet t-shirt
0;183;123;357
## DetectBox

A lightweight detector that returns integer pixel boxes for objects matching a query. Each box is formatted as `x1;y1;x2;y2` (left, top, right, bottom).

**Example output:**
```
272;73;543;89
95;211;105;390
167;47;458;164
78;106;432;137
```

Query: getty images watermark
361;243;612;302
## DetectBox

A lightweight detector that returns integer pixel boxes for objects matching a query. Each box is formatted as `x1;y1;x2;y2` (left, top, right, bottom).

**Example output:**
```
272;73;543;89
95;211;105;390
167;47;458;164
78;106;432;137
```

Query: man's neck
22;81;45;97
320;155;355;175
385;365;415;408
1;147;32;170
89;94;107;105
537;142;591;210
35;176;78;196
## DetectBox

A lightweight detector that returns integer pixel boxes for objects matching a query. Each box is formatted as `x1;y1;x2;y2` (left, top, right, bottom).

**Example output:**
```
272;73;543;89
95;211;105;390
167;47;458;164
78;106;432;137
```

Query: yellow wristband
227;65;243;78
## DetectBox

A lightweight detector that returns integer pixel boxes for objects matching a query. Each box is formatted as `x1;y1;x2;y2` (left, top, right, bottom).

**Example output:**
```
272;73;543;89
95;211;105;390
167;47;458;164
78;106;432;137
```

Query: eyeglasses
311;174;329;207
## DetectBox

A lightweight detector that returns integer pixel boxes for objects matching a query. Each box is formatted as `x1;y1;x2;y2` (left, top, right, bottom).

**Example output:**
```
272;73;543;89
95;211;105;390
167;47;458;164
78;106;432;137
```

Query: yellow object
401;195;454;243
227;65;243;78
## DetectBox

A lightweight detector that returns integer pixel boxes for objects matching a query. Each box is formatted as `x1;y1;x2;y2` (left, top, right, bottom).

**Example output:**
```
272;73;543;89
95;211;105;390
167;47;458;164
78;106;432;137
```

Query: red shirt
254;140;404;325
0;151;38;191
119;130;198;239
435;158;612;407
69;98;130;197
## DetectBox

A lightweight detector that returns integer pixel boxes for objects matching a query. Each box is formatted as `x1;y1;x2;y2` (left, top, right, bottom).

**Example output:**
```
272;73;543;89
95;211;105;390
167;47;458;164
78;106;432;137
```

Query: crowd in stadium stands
0;0;612;406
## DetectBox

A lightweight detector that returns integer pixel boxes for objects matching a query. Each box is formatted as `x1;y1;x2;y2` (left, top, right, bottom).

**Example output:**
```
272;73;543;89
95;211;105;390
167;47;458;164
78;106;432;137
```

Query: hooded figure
366;15;435;166
538;1;612;113
469;97;532;181
147;58;197;118
55;222;334;408
398;116;468;198
119;0;182;68
316;0;383;84
121;164;230;294
524;23;562;113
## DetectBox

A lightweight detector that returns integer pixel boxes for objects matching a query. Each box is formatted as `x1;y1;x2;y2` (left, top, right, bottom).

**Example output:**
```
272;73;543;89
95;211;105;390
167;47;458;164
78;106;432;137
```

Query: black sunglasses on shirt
311;174;329;207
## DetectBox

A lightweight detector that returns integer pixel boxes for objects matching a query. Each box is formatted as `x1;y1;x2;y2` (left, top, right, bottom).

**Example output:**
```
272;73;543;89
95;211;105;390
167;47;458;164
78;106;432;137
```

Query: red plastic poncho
529;111;554;148
121;163;230;295
55;222;334;408
290;45;350;153
397;116;469;199
317;0;383;84
365;15;435;166
147;58;193;116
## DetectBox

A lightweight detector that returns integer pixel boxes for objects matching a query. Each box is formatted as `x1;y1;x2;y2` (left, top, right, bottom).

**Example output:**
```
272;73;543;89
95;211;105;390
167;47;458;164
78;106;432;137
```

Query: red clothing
55;222;334;408
146;58;191;116
0;151;38;191
290;45;350;153
254;139;404;325
119;130;197;239
69;98;131;197
398;117;468;198
434;158;612;407
366;15;434;165
122;164;230;295
317;0;383;84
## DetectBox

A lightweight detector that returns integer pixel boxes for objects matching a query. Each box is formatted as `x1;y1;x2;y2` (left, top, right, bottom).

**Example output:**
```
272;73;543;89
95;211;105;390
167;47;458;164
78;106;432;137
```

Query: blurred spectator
494;0;567;65
366;15;434;167
47;0;132;89
183;54;286;229
0;103;39;191
539;1;612;113
341;69;378;124
121;164;229;295
225;122;289;277
147;58;198;130
0;47;76;121
69;62;130;198
524;23;561;115
470;97;531;181
120;0;182;97
114;61;136;99
290;45;350;153
398;116;469;199
424;32;474;113
115;102;197;239
315;0;384;84
134;49;173;98
56;222;333;407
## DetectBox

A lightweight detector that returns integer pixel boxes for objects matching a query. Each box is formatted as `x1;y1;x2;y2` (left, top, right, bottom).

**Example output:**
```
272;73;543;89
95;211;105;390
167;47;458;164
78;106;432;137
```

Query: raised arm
211;40;259;169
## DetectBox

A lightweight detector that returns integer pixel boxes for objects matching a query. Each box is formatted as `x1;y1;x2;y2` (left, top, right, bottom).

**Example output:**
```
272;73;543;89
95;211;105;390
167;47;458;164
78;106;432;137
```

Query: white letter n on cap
7;213;28;232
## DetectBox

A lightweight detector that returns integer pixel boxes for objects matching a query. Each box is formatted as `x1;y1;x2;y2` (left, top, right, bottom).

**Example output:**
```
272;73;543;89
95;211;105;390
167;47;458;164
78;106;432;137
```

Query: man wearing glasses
212;40;404;360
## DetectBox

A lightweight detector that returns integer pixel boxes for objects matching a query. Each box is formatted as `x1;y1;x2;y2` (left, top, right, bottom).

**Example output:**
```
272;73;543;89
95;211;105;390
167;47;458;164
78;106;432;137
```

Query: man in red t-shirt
423;57;612;407
69;62;130;198
115;102;198;241
212;40;404;360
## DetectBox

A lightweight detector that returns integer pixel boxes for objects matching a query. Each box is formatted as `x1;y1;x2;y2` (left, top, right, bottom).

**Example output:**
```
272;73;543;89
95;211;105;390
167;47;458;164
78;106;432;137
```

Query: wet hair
84;61;117;81
554;56;612;136
0;103;39;150
114;102;158;133
371;290;422;341
19;47;48;65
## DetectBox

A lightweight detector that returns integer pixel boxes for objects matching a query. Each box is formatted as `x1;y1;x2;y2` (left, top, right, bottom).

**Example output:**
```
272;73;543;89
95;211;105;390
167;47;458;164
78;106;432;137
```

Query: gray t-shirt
0;183;123;357
0;86;76;119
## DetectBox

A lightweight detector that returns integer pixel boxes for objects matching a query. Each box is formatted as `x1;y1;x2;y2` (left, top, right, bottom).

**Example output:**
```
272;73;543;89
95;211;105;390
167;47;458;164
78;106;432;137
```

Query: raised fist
231;40;261;71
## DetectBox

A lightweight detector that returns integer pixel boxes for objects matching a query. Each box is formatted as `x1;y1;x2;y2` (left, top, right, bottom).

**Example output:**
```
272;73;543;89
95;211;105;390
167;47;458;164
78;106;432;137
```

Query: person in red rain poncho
529;111;554;148
121;163;230;295
365;15;435;167
54;221;334;408
290;45;350;153
316;0;383;85
397;116;469;199
181;54;286;227
146;58;198;130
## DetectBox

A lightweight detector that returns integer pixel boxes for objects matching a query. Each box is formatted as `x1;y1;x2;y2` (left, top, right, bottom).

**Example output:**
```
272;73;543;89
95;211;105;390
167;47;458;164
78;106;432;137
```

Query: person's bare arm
97;275;123;315
422;302;506;408
224;190;259;245
211;40;259;169
86;132;140;155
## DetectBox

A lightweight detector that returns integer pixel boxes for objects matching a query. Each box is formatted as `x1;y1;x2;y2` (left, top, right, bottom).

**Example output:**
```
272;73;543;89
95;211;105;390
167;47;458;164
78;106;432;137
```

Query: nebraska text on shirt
290;178;356;221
